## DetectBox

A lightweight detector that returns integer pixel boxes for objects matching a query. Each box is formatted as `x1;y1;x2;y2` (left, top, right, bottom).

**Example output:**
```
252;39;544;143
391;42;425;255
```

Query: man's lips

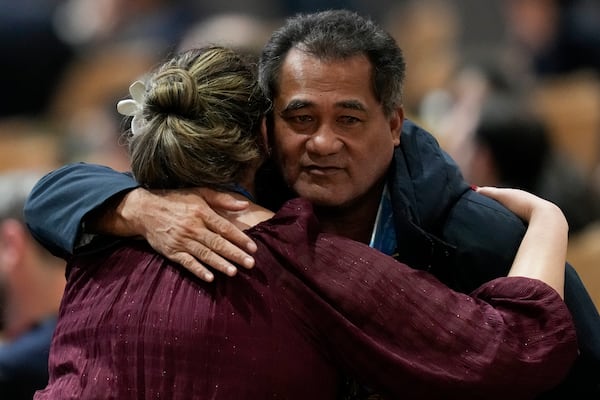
302;165;342;176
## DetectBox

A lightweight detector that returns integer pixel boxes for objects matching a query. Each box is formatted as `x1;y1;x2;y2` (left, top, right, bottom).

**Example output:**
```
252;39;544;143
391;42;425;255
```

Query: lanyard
369;184;397;257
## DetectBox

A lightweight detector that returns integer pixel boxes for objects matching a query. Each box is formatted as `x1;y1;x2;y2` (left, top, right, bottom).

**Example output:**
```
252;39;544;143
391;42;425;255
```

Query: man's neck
314;185;384;244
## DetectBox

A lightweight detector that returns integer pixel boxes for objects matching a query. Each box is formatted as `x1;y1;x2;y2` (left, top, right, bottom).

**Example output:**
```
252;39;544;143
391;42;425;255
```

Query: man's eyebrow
281;99;367;113
337;100;366;112
281;99;312;113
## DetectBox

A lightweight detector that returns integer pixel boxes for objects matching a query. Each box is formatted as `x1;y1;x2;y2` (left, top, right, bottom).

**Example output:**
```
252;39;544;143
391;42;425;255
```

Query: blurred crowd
1;0;599;396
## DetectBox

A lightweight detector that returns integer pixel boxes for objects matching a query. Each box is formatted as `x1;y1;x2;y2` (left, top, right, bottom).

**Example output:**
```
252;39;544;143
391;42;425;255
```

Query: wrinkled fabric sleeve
253;199;578;400
447;188;600;346
23;163;139;259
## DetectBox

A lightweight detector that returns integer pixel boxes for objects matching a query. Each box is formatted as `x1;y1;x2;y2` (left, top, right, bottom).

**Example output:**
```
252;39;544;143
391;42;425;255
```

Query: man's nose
305;124;343;155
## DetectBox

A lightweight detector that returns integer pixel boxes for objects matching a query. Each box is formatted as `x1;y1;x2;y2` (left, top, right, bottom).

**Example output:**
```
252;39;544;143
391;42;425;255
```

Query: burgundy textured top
35;198;577;400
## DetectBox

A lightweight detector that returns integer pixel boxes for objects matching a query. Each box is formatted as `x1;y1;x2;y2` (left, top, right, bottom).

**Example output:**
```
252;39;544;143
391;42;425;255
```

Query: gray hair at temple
258;9;406;117
127;46;268;190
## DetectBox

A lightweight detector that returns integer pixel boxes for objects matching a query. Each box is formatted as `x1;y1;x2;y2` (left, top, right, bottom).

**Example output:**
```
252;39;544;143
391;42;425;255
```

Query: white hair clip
117;80;147;136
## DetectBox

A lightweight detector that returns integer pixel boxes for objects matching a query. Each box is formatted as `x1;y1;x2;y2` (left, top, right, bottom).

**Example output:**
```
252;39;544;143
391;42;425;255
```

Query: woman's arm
477;186;568;298
255;192;576;399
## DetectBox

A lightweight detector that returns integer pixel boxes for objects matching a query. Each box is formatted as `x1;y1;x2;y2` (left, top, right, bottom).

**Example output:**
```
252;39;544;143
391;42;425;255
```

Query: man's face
271;48;402;208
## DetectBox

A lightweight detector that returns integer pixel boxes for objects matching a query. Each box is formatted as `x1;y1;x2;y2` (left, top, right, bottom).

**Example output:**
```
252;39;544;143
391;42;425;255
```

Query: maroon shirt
35;199;577;399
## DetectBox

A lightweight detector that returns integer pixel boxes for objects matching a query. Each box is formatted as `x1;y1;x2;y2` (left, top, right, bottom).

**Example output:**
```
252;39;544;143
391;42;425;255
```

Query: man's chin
297;191;346;208
293;182;351;206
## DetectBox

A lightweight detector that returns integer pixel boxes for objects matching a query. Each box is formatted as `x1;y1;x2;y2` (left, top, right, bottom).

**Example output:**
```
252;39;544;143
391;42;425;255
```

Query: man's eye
291;115;313;123
339;116;360;124
281;114;314;125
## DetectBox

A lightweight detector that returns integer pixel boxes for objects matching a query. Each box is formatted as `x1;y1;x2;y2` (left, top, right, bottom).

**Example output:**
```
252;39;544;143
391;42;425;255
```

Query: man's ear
0;219;27;272
260;116;273;157
390;106;404;146
260;117;268;145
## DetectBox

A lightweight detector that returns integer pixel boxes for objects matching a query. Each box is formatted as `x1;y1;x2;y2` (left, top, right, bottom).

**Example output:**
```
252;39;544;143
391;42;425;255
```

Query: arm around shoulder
24;163;139;258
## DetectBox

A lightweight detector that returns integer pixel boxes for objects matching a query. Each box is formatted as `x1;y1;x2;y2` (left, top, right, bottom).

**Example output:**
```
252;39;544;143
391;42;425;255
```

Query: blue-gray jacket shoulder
389;119;525;292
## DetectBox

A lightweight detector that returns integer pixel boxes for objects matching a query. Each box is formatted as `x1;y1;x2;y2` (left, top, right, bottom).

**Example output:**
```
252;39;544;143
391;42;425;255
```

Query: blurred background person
502;0;600;78
0;171;66;400
468;94;600;236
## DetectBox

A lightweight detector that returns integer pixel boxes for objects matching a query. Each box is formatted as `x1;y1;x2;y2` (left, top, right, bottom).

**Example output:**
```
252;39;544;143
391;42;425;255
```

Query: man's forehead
279;48;372;78
274;49;377;112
